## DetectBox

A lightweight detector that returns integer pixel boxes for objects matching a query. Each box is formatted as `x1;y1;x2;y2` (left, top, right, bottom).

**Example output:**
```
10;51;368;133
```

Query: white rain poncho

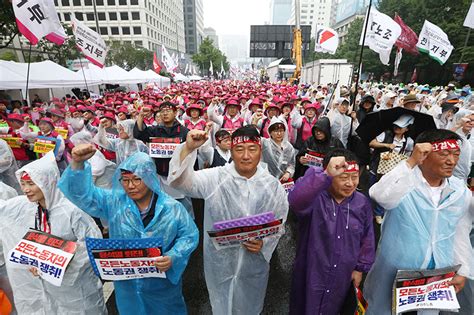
452;109;473;181
0;138;21;193
70;131;116;189
328;110;358;148
261;117;296;178
0;152;106;315
58;152;199;314
168;144;289;315
94;119;148;165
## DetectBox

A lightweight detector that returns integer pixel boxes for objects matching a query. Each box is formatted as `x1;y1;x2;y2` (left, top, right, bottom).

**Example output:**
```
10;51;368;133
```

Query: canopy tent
173;73;190;82
188;75;203;81
128;68;171;87
0;60;99;89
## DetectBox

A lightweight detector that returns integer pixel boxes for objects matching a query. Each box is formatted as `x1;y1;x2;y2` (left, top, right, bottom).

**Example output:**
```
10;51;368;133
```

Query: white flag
220;61;225;76
393;48;403;76
315;26;339;54
463;2;474;29
161;45;177;72
359;7;401;65
13;0;64;45
72;17;107;68
209;60;214;75
416;20;454;65
184;63;189;75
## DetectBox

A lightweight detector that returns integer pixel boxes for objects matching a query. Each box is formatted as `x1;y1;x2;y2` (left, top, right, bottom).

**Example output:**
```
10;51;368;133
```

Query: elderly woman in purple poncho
288;148;376;315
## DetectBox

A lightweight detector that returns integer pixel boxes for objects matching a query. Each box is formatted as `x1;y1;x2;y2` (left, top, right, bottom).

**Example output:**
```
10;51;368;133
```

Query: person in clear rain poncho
59;147;199;315
0;151;106;315
94;119;148;165
168;125;289;315
260;116;296;182
0;138;20;194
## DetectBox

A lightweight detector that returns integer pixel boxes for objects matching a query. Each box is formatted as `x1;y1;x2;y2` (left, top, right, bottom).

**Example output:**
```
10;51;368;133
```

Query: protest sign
86;237;166;281
54;128;68;139
33;136;56;154
305;150;324;168
0;135;22;148
148;137;180;158
7;229;77;286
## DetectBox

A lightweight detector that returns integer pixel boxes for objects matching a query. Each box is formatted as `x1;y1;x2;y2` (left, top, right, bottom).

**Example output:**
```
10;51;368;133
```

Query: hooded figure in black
294;117;344;179
356;95;376;123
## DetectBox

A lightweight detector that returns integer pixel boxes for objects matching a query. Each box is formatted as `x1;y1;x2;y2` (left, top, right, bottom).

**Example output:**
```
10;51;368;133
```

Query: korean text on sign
7;229;77;286
148;137;180;158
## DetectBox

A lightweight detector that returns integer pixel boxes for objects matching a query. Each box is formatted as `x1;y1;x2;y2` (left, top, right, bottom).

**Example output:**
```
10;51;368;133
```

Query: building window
54;0;58;5
57;13;61;21
75;12;83;20
90;27;96;32
130;0;138;4
133;26;141;34
73;0;80;5
119;0;127;4
86;13;94;20
109;12;117;20
111;27;119;35
135;41;142;47
64;13;71;21
61;0;69;5
120;12;128;20
96;0;103;4
84;0;91;4
98;12;106;20
107;0;115;5
131;12;140;20
122;27;130;35
100;27;108;34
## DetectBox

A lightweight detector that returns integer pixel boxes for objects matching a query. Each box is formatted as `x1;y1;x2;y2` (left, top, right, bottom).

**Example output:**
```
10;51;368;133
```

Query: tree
105;41;153;70
0;0;17;49
0;51;17;61
192;38;230;77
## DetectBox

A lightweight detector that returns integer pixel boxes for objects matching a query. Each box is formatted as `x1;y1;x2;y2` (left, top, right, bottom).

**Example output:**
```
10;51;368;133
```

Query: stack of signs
208;212;284;250
392;265;460;314
7;229;77;286
86;237;166;281
148;137;180;158
305;150;324;168
0;134;21;148
33;136;56;154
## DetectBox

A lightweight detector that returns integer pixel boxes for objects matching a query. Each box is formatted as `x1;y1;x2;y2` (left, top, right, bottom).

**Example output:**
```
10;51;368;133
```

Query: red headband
344;162;360;173
231;136;261;148
431;140;460;152
21;172;31;180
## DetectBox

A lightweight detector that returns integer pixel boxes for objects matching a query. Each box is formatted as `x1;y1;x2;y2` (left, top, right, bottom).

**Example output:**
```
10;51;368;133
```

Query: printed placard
0;135;22;148
54;128;68;139
148;137;180;158
7;229;77;287
207;219;283;250
392;265;460;314
33;136;56;154
282;181;295;194
305;150;324;167
86;237;166;281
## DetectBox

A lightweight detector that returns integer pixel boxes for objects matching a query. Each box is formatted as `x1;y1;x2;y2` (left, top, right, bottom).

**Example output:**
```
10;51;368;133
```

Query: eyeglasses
119;177;142;186
160;108;174;113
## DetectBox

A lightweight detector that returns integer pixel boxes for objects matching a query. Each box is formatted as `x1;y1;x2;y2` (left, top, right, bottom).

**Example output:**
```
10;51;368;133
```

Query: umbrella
355;107;437;143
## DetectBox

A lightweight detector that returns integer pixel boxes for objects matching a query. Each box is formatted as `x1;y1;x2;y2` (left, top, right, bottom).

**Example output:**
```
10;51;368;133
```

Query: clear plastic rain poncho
452;109;473;181
94;119;148;165
168;144;289;315
0;152;106;315
0;138;20;193
70;131;116;189
261;117;296;179
58;152;199;314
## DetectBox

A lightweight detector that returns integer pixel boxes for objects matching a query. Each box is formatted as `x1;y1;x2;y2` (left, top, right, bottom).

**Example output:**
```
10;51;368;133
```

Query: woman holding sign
0;152;106;314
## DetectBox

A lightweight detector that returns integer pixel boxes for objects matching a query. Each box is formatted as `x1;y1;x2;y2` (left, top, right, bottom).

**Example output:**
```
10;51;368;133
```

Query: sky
203;0;271;36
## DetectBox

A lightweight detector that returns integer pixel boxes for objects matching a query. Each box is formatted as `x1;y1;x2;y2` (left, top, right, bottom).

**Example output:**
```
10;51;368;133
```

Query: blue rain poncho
58;152;199;315
0;152;106;314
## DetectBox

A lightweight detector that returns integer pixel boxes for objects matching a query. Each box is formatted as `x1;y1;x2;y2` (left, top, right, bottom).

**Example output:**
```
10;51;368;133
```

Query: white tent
128;68;171;87
173;73;190;82
188;75;203;81
0;60;99;89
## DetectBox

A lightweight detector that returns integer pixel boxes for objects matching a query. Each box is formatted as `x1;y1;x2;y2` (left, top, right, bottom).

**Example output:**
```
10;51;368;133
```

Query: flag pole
25;43;32;106
78;58;90;94
352;0;372;111
458;28;471;63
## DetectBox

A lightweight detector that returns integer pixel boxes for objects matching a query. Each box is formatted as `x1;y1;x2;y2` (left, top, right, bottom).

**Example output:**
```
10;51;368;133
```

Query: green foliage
105;41;153;70
309;0;474;84
35;24;80;67
0;51;17;61
192;38;230;77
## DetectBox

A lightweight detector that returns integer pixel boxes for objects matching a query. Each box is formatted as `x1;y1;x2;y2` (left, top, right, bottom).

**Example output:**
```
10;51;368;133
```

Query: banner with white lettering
72;17;107;68
161;45;177;72
12;0;65;45
7;229;77;286
359;7;401;65
392;265;461;314
416;20;454;65
86;237;166;281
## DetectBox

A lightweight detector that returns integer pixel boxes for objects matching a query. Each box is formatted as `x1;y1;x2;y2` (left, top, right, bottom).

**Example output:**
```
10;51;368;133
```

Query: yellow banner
0;136;22;148
55;128;68;139
33;139;56;154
